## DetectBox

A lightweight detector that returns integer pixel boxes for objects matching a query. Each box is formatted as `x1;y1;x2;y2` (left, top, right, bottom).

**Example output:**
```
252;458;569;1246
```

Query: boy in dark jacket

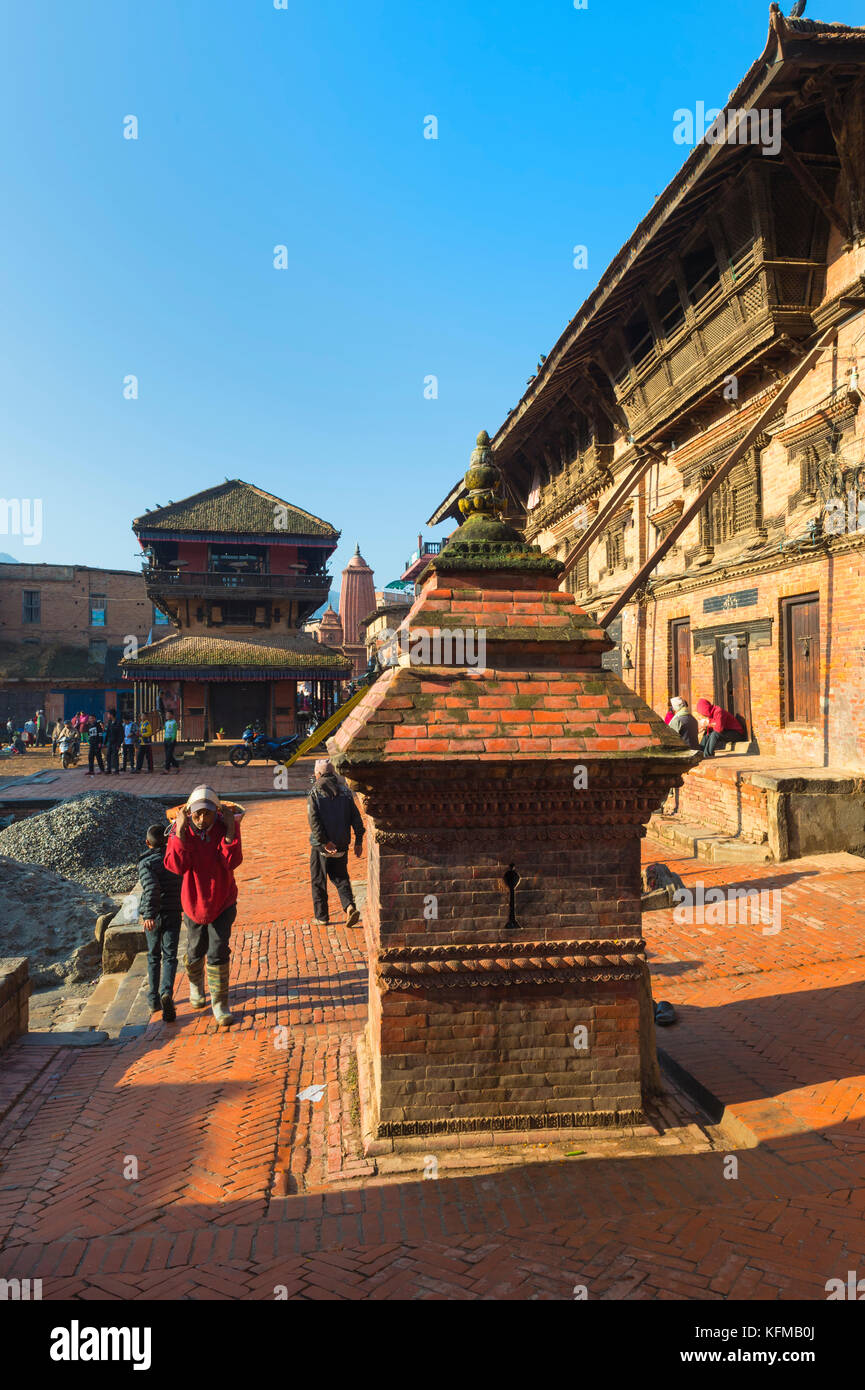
307;759;364;927
139;824;183;1021
164;784;243;1028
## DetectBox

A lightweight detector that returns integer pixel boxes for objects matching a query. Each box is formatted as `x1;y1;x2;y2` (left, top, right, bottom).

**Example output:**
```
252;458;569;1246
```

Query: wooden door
783;595;819;725
713;637;752;739
671;619;691;707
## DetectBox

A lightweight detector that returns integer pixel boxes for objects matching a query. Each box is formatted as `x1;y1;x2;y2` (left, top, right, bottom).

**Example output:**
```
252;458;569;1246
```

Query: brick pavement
0;747;316;802
1;801;865;1299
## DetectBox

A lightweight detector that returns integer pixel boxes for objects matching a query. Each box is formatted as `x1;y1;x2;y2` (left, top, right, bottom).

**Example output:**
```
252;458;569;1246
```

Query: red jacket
695;699;744;735
163;817;242;924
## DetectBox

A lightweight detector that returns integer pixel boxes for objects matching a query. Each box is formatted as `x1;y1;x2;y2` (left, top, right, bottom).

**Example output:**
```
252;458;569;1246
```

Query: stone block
102;923;148;973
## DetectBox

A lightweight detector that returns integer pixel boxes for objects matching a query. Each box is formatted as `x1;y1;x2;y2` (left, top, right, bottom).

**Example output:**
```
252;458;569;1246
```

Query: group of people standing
48;711;182;774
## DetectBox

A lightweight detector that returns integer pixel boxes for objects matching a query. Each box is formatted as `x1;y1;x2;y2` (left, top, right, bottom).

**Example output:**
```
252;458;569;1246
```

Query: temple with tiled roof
122;480;351;739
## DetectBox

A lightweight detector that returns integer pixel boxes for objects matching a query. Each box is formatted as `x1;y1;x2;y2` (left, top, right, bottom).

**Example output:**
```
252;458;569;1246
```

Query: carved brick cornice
376;1108;645;1138
773;389;859;448
374;823;652;848
650;529;865;602
650;498;684;539
376;938;647;990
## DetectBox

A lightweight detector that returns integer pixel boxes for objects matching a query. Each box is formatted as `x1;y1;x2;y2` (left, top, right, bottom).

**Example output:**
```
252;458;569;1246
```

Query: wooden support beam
779;139;852;245
561;449;660;580
599;322;844;629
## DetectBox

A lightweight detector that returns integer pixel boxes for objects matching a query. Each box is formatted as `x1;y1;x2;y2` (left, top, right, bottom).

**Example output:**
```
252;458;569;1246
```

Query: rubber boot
207;962;235;1029
185;954;207;1010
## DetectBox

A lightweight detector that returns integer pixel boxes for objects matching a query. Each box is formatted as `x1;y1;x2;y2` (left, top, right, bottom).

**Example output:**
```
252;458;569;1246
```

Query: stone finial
458;431;505;522
436;431;563;575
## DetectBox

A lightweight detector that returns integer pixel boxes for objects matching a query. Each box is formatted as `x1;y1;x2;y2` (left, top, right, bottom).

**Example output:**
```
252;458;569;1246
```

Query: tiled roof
133;480;338;539
330;575;695;763
121;631;351;674
0;642;104;682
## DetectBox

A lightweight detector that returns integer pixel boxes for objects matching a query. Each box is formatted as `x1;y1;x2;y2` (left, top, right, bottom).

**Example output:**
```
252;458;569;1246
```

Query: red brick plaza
2;798;865;1301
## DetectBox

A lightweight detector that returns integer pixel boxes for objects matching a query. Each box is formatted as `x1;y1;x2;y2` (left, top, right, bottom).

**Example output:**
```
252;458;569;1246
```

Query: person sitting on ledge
695;698;745;757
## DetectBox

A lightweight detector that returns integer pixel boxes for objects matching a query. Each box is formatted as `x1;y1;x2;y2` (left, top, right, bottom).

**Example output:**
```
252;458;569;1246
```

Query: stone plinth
330;433;698;1141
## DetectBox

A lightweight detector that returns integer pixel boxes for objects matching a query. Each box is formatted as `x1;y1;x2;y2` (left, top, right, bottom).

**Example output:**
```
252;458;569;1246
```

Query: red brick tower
316;604;344;649
339;544;376;677
331;433;698;1142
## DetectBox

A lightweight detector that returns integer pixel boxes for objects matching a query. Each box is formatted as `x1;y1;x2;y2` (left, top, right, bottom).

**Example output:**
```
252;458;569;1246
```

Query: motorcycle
60;734;80;769
229;721;311;768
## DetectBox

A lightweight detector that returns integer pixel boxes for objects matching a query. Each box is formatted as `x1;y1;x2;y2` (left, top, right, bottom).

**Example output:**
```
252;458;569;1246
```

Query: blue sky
0;0;789;589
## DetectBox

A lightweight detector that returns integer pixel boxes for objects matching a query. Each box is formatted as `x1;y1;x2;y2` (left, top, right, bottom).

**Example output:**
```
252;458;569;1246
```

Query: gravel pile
0;791;168;895
0;854;118;987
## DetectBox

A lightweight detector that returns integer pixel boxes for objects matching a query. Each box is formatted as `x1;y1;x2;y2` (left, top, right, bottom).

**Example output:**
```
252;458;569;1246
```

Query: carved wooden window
605;528;625;573
624;307;654;369
682;240;721;308
704;451;763;546
656;280;686;339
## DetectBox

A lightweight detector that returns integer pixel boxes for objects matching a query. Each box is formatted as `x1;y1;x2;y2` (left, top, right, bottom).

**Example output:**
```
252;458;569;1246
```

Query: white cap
670;696;685;710
186;784;220;813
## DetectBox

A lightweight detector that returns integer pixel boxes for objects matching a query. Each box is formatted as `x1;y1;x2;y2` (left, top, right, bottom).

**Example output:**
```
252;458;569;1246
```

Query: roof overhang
428;7;865;520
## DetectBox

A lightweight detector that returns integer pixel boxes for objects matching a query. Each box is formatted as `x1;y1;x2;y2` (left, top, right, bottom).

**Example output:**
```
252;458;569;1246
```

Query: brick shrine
331;433;698;1140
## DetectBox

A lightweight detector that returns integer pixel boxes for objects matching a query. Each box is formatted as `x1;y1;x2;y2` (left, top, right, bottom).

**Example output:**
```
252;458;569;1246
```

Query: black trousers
184;903;237;966
310;848;355;921
87;742;104;773
136;743;154;772
106;742;120;772
146;912;181;1001
122;743;136;772
164;739;179;770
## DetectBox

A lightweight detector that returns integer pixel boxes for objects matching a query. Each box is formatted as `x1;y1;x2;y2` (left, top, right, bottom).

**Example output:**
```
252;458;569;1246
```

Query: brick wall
0;958;30;1053
366;830;649;1130
0;564;151;648
639;547;865;769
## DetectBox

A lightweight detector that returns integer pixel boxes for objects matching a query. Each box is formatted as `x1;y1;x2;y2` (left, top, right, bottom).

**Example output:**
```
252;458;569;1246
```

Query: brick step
96;952;152;1038
648;812;773;865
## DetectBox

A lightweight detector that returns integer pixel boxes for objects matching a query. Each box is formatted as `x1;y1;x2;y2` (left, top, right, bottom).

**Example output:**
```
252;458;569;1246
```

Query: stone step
75;972;125;1032
97;952;152;1038
648;812;773;865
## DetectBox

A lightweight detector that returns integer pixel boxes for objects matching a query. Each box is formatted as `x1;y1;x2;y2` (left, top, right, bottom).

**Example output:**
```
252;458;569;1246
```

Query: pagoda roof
133;480;338;541
429;6;865;524
121;631;351;681
329;572;694;765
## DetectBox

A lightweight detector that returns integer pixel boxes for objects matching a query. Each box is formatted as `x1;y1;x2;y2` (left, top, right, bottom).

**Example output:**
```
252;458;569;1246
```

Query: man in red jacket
695;698;745;757
164;784;242;1028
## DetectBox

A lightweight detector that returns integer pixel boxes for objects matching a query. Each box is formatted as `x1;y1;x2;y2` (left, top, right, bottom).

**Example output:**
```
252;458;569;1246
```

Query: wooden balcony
612;249;823;439
144;568;331;600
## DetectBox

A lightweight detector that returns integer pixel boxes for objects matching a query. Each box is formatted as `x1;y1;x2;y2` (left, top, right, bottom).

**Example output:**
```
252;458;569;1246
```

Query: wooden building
122;480;351;740
431;10;865;853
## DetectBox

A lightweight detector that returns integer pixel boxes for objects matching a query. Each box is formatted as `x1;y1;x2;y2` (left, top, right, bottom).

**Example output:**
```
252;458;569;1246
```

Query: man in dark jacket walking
139;824;183;1021
307;759;364;927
